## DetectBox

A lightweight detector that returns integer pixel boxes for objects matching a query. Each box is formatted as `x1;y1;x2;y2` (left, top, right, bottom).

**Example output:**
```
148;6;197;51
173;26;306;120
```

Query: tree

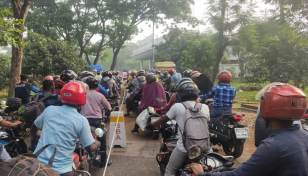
22;34;90;77
206;0;256;84
7;0;31;98
0;54;11;91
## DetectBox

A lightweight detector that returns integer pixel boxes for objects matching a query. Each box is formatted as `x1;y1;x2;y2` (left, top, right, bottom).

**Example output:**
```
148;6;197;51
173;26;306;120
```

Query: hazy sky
128;0;274;43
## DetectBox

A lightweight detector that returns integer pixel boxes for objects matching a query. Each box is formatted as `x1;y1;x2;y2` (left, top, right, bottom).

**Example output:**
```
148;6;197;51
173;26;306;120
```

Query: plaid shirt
200;83;236;107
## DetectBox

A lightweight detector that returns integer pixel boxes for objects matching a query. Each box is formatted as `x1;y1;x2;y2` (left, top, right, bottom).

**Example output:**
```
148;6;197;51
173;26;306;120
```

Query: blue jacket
98;84;108;97
198;125;308;176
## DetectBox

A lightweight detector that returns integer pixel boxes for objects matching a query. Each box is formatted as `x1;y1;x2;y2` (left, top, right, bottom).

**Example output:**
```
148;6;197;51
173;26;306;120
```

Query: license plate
234;128;250;139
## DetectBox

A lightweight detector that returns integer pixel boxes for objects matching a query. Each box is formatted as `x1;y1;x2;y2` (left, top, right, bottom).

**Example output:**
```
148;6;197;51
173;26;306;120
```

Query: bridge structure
132;34;165;70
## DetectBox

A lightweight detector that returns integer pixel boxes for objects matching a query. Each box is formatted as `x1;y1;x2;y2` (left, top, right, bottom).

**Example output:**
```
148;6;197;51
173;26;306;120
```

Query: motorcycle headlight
95;128;104;138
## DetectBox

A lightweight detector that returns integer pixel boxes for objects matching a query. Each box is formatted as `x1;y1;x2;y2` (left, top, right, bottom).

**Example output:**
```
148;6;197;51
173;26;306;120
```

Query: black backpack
22;93;52;127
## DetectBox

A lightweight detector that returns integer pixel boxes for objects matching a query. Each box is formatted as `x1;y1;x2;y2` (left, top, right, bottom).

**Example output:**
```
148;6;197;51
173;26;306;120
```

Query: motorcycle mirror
187;145;201;159
95;128;104;138
156;98;165;103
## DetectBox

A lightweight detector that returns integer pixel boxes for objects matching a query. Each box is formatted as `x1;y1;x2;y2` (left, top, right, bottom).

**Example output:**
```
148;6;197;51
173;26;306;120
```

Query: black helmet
60;70;77;83
163;71;168;76
177;80;198;102
85;76;99;89
83;71;95;78
146;73;157;83
112;71;117;75
103;71;112;78
53;75;60;81
183;70;192;78
137;70;145;77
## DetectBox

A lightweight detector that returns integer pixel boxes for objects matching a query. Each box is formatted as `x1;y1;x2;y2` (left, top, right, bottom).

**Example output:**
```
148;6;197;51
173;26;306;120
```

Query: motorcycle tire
222;139;244;159
158;143;167;176
80;159;90;176
152;132;159;140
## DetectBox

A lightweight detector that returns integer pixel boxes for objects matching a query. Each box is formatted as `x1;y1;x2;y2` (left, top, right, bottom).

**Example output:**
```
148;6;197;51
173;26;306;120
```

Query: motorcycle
146;107;162;140
0;114;27;157
73;141;90;176
156;119;178;175
180;145;234;175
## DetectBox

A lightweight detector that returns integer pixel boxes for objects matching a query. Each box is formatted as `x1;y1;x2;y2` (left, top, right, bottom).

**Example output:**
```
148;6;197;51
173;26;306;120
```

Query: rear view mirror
157;98;165;103
95;128;104;138
188;145;201;159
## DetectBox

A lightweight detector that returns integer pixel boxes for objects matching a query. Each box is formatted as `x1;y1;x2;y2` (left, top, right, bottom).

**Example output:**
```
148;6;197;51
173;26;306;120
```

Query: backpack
0;144;59;176
22;93;53;127
180;102;211;153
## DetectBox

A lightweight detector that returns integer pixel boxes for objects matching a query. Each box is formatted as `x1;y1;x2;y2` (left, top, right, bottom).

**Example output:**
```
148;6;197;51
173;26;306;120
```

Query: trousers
164;147;187;176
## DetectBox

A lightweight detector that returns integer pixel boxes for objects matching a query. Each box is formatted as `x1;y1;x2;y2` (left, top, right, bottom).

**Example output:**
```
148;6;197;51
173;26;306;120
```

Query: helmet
60;70;77;83
217;70;232;83
85;76;99;89
43;76;54;81
131;70;137;76
137;70;145;77
168;68;175;74
80;71;87;77
55;78;65;88
260;83;307;120
163;71;168;76
183;70;192;78
177;80;198;101
60;81;88;106
146;73;157;83
53;75;60;81
191;71;199;76
93;69;97;73
112;71;117;75
83;71;95;78
102;71;112;78
174;78;191;91
149;69;156;73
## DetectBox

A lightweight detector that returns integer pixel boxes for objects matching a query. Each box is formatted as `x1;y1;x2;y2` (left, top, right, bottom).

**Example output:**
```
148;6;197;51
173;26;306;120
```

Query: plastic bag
136;109;149;131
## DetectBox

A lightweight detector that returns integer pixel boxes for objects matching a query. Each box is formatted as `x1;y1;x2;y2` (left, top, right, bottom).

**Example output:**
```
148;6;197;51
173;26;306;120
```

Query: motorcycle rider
124;70;146;117
101;71;119;100
122;70;128;81
190;83;308;176
80;71;109;97
151;80;210;176
191;71;213;95
131;73;167;134
31;81;101;176
199;71;236;118
80;76;113;168
14;74;39;104
127;70;137;84
183;69;192;78
161;71;171;91
60;70;78;84
167;68;182;93
54;78;65;94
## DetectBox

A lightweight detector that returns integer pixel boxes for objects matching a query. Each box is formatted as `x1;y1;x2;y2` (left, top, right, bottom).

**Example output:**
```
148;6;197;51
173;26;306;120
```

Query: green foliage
0;54;11;91
155;28;216;75
22;34;89;76
0;9;24;47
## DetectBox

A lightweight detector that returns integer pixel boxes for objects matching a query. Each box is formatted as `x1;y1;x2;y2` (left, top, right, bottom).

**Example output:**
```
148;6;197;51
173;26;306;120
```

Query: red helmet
191;71;199;76
43;76;54;81
60;81;88;106
54;78;65;87
260;83;307;120
217;70;232;83
167;68;175;74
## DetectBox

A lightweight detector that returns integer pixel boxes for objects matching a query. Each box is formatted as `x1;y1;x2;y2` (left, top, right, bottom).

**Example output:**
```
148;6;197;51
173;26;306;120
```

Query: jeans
210;106;232;118
164;147;187;176
87;118;107;164
0;144;11;162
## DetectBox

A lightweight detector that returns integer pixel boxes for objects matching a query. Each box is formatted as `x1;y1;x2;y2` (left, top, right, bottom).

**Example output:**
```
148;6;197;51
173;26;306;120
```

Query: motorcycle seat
205;152;234;163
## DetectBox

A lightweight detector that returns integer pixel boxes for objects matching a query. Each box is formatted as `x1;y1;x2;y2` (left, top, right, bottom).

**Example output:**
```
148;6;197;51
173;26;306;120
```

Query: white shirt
166;101;210;152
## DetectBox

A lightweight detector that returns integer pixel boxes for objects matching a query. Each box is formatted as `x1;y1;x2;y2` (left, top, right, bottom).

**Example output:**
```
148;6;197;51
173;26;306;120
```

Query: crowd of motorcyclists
0;66;306;176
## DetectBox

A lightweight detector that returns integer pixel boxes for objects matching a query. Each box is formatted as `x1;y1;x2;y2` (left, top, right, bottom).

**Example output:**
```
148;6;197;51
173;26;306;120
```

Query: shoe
131;128;139;134
99;160;113;168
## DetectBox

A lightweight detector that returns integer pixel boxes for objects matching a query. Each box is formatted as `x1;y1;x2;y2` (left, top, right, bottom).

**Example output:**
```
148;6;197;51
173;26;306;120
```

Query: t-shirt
166;101;210;152
14;82;33;104
80;90;111;119
171;72;182;87
122;72;128;79
34;105;95;174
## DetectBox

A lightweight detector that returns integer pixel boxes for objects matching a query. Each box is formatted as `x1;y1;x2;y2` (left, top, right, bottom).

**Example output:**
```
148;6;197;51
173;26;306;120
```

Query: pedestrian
15;74;39;104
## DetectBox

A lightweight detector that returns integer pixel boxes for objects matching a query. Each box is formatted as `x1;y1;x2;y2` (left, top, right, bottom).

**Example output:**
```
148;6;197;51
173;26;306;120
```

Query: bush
0;54;11;91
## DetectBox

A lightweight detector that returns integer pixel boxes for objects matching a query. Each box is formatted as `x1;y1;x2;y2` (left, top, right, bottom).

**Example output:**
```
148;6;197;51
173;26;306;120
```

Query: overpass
132;34;165;70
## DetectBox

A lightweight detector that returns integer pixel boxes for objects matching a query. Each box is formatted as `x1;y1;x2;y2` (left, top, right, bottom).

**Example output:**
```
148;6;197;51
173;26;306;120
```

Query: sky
127;0;274;43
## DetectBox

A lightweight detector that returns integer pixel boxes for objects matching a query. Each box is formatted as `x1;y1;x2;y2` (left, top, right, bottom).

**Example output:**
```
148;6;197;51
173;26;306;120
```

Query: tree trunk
94;22;106;65
110;49;120;70
8;0;31;98
210;0;227;84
